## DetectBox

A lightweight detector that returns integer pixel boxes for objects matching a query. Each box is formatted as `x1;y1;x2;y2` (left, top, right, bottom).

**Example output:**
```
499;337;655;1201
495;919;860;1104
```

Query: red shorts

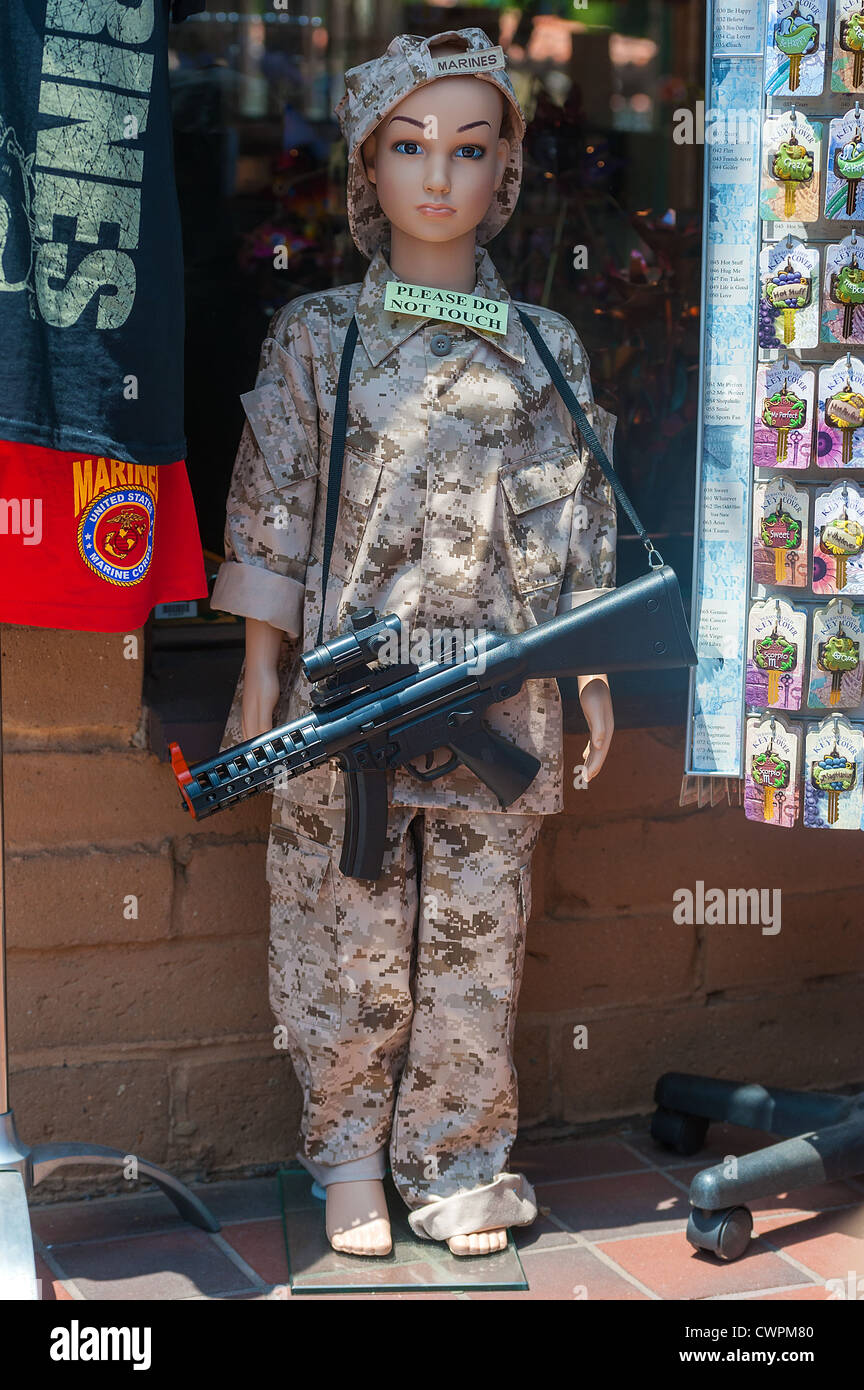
0;439;207;632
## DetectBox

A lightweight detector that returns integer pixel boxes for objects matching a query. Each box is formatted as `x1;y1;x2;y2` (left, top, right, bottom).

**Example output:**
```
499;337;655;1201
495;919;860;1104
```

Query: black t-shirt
0;0;205;465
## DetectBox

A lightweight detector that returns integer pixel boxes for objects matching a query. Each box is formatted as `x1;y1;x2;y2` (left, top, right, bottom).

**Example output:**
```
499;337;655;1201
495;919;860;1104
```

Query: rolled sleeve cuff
406;1172;537;1242
556;584;613;615
211;559;305;637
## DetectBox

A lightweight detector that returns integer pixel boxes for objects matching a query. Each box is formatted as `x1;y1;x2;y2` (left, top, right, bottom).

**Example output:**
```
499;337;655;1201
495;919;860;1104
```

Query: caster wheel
686;1205;753;1262
650;1106;709;1155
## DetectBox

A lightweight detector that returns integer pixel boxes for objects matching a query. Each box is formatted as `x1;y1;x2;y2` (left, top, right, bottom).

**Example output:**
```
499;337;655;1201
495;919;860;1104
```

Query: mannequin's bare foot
326;1179;392;1256
447;1228;508;1256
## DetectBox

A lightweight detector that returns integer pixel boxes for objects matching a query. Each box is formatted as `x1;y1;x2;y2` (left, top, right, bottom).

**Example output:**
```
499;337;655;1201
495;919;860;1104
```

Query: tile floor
28;1122;864;1301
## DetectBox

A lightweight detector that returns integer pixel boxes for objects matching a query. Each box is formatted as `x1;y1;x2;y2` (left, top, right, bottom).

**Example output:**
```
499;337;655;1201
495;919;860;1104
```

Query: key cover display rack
688;0;864;829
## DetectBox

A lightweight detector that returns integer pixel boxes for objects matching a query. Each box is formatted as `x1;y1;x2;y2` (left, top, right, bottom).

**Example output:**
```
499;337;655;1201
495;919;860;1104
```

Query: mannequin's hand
578;675;614;781
241;617;284;740
241;662;280;740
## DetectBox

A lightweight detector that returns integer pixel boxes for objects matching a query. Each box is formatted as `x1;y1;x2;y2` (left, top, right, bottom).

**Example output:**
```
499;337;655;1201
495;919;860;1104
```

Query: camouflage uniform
212;28;617;1241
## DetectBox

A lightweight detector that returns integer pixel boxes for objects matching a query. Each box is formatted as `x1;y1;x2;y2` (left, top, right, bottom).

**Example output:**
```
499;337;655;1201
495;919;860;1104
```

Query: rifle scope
301;608;403;683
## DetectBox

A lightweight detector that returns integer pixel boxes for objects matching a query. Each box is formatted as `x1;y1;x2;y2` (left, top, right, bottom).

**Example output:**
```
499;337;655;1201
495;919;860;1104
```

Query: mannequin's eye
455;145;485;159
393;140;422;155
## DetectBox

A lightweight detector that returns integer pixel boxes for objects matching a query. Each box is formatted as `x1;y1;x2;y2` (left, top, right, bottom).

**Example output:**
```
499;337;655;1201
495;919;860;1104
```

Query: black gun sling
317;309;691;647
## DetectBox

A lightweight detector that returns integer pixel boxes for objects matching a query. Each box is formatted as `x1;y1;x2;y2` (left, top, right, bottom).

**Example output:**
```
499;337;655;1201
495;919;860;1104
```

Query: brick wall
518;725;863;1128
3;629;862;1200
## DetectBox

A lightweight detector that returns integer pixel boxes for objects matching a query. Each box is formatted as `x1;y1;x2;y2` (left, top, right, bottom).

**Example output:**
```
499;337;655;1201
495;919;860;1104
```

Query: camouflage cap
335;28;526;260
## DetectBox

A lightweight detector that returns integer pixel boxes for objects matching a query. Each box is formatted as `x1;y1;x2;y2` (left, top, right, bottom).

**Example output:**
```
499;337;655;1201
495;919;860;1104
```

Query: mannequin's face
361;75;510;246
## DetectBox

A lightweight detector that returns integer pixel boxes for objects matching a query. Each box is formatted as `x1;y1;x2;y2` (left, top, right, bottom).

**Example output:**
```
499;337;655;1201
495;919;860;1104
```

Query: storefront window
147;1;705;753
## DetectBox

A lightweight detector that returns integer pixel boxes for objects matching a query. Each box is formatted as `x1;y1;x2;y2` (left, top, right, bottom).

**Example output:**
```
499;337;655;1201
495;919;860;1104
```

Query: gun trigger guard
403;751;460;783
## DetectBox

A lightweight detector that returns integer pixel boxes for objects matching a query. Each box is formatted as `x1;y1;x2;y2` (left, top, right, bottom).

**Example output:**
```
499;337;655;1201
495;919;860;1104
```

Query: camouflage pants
266;797;543;1241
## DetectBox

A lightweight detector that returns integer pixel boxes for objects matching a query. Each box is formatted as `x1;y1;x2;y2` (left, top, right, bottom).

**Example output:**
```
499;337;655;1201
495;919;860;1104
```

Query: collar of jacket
354;245;527;367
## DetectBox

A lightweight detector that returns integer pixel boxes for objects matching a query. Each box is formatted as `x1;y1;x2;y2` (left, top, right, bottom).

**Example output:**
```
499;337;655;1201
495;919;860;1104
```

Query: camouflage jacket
213;244;617;815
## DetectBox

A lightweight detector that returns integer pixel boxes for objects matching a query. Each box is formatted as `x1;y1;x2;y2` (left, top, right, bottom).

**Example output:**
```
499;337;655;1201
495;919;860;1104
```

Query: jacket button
430;332;452;356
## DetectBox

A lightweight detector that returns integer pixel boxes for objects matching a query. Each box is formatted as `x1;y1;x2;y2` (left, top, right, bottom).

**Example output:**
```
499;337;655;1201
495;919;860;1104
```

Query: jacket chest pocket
498;446;584;605
266;825;341;1033
313;440;385;584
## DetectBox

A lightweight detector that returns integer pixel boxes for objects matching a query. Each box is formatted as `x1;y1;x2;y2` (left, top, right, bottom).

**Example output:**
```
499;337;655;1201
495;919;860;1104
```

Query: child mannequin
212;29;616;1257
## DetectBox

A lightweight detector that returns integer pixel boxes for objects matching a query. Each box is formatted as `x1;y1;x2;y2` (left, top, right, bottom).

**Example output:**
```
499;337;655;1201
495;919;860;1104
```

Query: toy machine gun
170;569;697;879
